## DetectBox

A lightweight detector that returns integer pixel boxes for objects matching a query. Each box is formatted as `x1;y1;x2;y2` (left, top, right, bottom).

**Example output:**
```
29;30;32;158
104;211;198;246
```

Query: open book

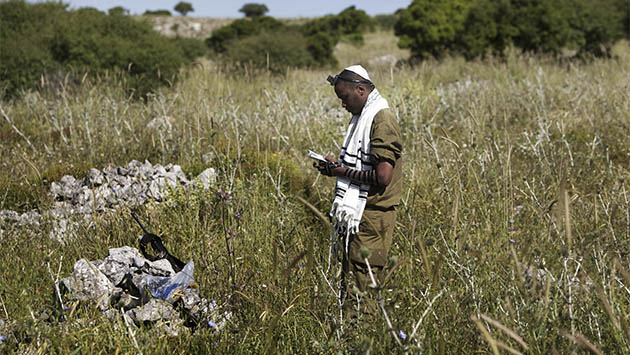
308;150;327;163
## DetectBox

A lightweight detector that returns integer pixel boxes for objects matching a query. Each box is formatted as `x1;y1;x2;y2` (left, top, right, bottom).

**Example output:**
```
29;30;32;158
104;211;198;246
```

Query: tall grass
1;32;630;353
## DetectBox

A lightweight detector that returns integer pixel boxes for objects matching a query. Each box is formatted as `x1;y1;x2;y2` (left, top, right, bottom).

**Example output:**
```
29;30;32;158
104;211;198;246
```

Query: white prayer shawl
330;88;389;250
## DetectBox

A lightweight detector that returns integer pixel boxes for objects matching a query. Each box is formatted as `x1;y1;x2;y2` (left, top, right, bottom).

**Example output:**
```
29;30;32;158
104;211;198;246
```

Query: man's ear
356;84;366;96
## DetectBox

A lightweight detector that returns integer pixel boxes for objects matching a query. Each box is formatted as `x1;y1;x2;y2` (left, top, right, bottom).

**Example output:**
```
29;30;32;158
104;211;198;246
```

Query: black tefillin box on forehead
327;75;374;89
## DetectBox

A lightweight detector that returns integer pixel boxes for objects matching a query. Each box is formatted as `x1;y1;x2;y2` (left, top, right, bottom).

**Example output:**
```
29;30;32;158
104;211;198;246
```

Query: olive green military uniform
345;108;403;292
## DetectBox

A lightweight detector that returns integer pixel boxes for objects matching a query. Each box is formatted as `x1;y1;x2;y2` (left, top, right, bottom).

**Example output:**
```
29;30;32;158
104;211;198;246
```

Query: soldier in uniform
315;65;403;301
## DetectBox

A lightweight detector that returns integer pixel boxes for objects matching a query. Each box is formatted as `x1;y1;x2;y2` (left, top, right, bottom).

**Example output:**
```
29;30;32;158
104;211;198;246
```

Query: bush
0;1;65;97
144;9;171;16
239;3;269;18
174;1;193;16
0;1;194;98
456;0;517;59
171;37;208;61
396;0;627;60
206;17;283;53
306;32;338;67
301;6;372;45
565;0;624;57
224;31;314;73
206;6;370;71
395;0;471;59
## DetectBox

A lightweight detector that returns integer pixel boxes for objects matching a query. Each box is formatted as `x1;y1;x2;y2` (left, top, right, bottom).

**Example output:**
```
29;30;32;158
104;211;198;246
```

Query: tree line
2;0;629;99
395;0;630;60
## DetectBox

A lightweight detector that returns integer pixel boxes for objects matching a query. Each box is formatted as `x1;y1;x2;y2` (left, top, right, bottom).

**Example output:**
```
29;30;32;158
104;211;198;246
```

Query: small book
308;150;327;163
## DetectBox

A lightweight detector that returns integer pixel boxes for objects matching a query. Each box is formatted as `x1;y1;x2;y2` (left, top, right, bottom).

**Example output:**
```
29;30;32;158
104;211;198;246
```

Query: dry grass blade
480;313;529;350
472;315;499;355
596;288;620;330
614;258;630;289
495;340;523;355
562;331;603;355
563;187;572;251
295;196;331;229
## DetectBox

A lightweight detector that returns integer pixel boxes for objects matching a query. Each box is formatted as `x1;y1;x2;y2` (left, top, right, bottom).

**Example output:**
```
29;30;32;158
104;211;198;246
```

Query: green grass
1;32;630;353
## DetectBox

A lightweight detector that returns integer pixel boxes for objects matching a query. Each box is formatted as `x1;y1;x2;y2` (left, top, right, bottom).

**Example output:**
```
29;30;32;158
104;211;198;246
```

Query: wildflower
141;193;147;199
234;211;242;220
63;306;69;311
208;320;216;328
398;330;407;340
0;335;5;342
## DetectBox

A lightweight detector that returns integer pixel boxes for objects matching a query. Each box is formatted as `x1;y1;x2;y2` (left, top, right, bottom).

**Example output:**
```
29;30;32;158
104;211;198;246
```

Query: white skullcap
344;65;371;82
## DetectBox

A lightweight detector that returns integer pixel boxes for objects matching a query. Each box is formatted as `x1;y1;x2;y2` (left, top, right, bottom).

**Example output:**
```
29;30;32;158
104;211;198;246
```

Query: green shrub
144;9;172;16
171;37;208;61
306;32;338;67
565;0;624;57
108;6;128;16
456;0;517;59
206;6;369;70
239;3;269;18
224;31;314;73
206;17;283;53
394;0;472;59
174;1;194;16
0;1;194;98
301;6;372;45
0;1;65;97
396;0;627;60
508;0;572;55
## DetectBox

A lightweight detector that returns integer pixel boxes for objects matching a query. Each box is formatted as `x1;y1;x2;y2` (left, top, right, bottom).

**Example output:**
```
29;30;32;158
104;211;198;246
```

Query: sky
62;0;412;18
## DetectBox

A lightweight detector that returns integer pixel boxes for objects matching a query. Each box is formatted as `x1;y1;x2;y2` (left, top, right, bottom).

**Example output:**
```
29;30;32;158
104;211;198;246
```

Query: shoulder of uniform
373;108;395;124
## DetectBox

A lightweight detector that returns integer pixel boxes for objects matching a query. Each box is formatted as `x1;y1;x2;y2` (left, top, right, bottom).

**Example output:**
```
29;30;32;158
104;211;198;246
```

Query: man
314;65;403;298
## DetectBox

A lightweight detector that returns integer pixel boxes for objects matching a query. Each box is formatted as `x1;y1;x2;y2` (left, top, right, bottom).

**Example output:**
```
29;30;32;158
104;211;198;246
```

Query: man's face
334;82;364;116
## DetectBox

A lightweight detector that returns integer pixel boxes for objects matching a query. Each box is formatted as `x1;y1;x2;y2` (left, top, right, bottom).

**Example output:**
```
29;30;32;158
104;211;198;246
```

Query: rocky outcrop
0;159;217;242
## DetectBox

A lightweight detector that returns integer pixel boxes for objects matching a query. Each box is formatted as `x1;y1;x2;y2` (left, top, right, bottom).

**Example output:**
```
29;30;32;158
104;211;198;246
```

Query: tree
108;6;128;16
144;9;171;16
456;0;517;59
239;3;269;18
174;1;193;16
394;0;472;59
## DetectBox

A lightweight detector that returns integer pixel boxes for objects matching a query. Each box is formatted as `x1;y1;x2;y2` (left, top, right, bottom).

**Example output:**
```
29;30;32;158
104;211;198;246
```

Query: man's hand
313;156;345;177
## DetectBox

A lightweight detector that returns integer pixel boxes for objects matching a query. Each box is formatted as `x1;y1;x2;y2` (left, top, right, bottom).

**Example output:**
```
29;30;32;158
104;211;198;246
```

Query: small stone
60;259;114;310
84;168;104;187
130;299;178;323
195;168;217;189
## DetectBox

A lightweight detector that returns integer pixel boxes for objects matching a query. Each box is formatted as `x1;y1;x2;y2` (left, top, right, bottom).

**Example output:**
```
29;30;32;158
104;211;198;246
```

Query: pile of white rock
59;246;231;336
0;159;217;242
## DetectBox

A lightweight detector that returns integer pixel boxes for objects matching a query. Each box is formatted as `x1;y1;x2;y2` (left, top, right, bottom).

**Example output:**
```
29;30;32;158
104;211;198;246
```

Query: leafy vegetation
206;6;372;72
174;1;194;16
144;9;172;16
396;0;628;59
239;3;269;18
0;1;201;99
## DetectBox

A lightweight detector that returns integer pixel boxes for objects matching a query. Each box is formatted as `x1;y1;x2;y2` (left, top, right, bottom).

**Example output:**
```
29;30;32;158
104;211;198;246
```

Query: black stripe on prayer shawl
340;148;367;158
341;158;373;167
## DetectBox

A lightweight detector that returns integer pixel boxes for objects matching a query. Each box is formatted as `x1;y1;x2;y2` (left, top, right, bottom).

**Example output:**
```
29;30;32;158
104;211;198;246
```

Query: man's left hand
313;156;345;177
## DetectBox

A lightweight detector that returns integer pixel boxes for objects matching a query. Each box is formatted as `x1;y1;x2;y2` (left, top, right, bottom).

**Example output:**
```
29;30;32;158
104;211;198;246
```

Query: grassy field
1;30;630;353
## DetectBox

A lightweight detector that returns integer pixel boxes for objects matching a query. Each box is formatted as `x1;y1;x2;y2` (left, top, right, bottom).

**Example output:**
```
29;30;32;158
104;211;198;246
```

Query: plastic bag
142;261;195;303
